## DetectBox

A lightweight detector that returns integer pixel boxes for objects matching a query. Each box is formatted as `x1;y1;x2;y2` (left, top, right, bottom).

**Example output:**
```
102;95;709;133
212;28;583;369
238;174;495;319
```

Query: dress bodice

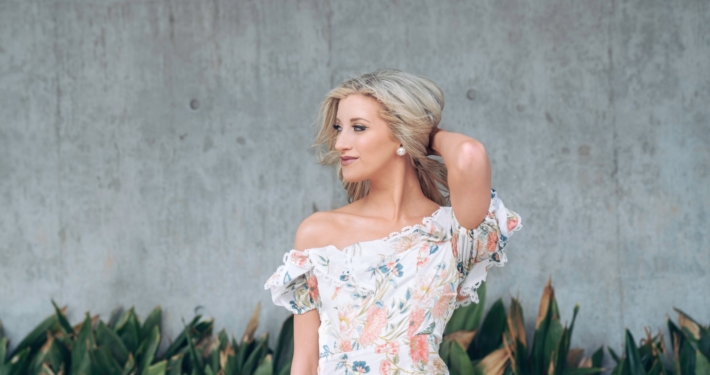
264;189;522;375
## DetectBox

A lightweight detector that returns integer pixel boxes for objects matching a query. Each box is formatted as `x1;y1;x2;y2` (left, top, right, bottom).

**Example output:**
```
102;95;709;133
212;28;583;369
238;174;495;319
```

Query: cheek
357;135;392;161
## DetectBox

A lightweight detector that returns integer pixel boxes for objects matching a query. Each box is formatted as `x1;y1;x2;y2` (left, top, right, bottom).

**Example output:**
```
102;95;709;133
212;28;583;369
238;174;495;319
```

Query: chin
341;171;369;183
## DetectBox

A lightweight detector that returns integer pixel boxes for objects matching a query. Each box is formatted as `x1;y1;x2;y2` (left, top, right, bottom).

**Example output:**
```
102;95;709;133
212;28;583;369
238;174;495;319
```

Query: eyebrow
335;117;371;123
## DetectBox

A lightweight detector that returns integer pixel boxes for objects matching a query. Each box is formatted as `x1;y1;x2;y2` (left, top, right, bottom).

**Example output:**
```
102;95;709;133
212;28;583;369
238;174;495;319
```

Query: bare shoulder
293;210;343;251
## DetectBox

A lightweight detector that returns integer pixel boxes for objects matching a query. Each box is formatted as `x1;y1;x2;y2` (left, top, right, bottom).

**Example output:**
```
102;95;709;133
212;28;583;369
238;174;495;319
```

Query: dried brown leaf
242;303;261;343
536;278;553;329
566;348;583;368
443;330;476;350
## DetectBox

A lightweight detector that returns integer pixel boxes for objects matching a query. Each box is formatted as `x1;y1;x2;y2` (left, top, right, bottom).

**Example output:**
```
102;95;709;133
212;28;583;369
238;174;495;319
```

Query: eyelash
333;124;366;132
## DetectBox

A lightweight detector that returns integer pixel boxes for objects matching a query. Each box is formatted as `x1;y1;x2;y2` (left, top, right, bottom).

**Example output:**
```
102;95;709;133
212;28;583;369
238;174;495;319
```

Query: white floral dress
264;189;522;375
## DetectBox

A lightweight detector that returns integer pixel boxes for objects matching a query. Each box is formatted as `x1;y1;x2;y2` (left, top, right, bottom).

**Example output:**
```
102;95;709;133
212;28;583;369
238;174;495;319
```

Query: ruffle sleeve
263;250;321;314
452;188;522;307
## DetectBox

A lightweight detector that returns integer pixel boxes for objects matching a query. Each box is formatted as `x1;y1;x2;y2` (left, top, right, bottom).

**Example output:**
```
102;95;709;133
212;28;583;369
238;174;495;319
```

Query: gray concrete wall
1;0;708;364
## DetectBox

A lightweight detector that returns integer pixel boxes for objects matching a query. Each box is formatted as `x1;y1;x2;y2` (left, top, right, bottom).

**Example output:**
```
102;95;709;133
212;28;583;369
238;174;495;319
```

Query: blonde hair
313;69;450;206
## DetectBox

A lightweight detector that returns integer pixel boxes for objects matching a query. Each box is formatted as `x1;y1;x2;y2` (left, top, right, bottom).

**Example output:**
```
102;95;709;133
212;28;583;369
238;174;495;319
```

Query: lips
340;156;358;166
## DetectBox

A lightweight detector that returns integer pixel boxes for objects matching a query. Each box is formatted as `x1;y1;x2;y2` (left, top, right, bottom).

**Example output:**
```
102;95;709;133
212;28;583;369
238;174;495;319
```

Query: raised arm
289;215;326;375
430;129;492;229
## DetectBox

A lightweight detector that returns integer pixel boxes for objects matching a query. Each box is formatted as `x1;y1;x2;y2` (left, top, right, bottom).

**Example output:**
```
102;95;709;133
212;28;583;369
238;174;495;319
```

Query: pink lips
340;156;358;166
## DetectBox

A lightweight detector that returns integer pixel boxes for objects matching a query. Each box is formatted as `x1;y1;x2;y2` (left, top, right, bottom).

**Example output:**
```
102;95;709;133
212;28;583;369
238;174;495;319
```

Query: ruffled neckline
302;206;446;253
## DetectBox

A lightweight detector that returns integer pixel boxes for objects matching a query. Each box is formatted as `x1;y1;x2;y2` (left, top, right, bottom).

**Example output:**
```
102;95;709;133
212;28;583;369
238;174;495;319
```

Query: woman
264;69;522;375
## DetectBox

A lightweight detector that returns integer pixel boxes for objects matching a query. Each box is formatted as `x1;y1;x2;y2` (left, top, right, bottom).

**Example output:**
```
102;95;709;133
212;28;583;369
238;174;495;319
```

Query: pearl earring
396;146;406;156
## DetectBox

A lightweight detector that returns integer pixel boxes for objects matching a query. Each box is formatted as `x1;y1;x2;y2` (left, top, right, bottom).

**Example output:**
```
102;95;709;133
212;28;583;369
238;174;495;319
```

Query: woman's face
334;94;401;182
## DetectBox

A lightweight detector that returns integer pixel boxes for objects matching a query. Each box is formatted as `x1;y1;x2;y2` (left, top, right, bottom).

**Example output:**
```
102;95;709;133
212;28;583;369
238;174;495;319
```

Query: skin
290;94;492;375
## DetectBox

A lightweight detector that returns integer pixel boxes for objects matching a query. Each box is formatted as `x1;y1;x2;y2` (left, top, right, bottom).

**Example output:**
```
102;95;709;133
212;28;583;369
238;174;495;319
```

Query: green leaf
27;333;60;374
8;313;58;358
137;326;161;374
445;283;487;335
607;347;620;364
141;307;162;343
107;308;124;330
2;347;31;375
553;305;579;375
449;340;475;375
90;346;122;375
680;340;696;375
242;335;269;375
71;313;96;375
590;346;604;375
623;330;645;375
542;317;563;373
166;354;184;375
696;351;710;375
96;321;129;366
144;360;167;375
185;325;204;375
116;309;141;354
121;353;135;375
531;280;555;375
469;298;506;359
439;339;452;367
51;300;75;339
276;362;292;375
562;368;606;375
161;316;200;360
674;308;710;361
217;330;229;352
223;351;239;375
235;339;255;372
272;315;293;374
253;355;274;375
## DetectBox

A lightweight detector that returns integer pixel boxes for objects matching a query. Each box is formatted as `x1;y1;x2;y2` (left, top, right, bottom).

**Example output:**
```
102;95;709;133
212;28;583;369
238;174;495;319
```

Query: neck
359;158;433;221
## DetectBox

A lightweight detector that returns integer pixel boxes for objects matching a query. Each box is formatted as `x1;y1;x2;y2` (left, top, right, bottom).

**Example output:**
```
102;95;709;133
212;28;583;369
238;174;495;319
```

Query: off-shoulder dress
264;189;522;375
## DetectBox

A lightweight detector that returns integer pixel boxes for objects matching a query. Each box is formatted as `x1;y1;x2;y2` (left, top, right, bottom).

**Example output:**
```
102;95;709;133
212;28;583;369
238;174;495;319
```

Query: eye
332;124;342;132
353;124;366;132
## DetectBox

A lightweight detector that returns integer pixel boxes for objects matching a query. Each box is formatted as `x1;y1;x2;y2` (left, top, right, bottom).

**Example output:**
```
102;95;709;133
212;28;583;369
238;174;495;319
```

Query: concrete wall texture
1;0;708;363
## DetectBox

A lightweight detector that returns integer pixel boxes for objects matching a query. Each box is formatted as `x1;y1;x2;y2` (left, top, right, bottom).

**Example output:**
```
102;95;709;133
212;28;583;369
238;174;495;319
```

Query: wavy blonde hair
313;69;450;206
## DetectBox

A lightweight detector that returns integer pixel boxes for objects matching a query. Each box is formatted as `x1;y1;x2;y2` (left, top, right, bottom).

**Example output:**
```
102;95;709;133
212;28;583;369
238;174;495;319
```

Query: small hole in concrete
190;98;200;110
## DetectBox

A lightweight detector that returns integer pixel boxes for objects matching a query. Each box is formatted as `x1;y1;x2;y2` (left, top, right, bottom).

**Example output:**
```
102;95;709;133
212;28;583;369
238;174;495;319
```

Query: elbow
454;140;488;171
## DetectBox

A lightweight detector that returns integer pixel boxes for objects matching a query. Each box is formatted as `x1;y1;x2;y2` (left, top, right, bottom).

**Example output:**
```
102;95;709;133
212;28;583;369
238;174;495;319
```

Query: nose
334;129;352;154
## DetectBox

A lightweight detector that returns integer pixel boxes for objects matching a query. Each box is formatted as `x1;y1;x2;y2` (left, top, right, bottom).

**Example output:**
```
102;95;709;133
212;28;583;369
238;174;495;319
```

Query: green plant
607;308;710;375
0;302;293;375
440;279;604;375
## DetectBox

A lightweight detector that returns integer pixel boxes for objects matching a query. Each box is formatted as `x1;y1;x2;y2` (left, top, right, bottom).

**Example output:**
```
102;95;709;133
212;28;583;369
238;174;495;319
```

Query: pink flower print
338;305;356;336
375;342;399;356
290;251;309;267
507;215;519;232
359;305;387;346
451;233;459;259
331;286;342;300
416;257;429;268
340;339;353;353
486;230;499;253
385;342;399;355
307;274;319;302
379;360;392;375
409;334;429;364
412;276;436;304
429;357;448;373
408;309;426;337
432;286;454;319
393;235;416;253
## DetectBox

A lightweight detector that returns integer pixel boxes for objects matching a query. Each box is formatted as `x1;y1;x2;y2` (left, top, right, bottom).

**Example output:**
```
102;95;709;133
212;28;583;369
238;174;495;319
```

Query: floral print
264;189;522;374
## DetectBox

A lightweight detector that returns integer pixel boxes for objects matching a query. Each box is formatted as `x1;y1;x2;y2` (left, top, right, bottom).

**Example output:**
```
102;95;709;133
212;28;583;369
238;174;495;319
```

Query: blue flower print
352;361;370;373
378;260;404;277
